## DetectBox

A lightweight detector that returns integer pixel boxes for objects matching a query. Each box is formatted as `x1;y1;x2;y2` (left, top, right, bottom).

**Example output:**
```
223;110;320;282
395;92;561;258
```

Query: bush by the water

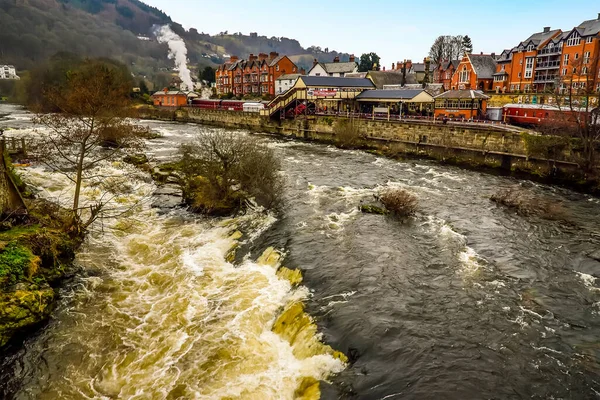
378;188;418;217
178;132;283;215
490;188;564;219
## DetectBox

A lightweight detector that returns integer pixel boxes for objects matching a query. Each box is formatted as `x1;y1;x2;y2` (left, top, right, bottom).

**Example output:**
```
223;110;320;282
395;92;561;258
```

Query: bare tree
33;59;147;232
543;56;600;170
429;35;467;65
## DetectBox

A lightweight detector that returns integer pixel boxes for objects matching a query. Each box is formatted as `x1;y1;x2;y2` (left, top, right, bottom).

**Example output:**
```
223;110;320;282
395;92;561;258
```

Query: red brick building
436;59;460;90
215;52;298;97
450;53;497;91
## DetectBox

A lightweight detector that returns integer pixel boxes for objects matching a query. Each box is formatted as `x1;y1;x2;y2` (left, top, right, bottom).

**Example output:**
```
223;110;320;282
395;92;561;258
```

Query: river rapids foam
15;158;346;399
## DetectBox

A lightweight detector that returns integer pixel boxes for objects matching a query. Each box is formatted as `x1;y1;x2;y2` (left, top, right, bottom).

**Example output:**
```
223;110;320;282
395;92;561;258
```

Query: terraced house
215;53;299;97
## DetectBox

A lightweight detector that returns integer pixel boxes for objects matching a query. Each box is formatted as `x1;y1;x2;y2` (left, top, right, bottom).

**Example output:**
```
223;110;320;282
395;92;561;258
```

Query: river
1;104;600;399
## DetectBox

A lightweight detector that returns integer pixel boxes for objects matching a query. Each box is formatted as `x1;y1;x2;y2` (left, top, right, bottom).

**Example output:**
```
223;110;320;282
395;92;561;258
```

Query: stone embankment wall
167;108;580;176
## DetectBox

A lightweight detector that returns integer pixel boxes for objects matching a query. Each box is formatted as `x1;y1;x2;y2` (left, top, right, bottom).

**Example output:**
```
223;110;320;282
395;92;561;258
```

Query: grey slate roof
522;29;561;47
411;63;425;72
275;73;301;81
319;61;358;74
468;54;497;79
574;17;600;37
356;89;429;100
300;76;375;88
434;90;490;100
268;55;286;67
366;71;405;89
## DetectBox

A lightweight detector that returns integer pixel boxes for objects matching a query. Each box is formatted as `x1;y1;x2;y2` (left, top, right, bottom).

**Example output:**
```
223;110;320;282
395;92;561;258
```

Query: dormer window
567;32;581;46
527;44;534;52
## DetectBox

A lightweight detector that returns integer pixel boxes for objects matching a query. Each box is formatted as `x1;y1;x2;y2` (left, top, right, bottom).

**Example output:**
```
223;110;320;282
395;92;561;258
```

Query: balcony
533;75;558;83
538;47;561;56
535;60;561;69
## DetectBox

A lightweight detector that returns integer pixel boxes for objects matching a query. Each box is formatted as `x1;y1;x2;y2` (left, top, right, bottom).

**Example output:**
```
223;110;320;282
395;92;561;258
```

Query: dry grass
490;188;565;220
378;188;418;217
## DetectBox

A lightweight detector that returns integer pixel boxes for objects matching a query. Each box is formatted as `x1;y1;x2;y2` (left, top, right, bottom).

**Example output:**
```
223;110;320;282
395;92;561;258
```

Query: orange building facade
495;15;600;94
215;52;298;97
450;54;496;91
151;89;189;107
436;60;459;90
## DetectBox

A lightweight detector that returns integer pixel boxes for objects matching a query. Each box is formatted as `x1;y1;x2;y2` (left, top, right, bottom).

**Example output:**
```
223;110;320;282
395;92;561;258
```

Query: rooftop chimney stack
269;52;278;61
333;56;340;63
597;12;600;20
230;55;239;62
313;58;319;67
349;54;355;62
392;63;395;70
382;66;386;71
543;26;550;33
258;53;268;61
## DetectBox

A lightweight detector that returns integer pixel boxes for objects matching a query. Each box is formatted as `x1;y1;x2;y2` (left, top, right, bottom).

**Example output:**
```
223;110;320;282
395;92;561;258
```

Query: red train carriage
503;104;589;128
190;99;245;111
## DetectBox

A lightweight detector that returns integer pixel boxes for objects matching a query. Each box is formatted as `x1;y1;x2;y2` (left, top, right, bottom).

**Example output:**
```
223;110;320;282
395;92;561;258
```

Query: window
566;33;581;46
562;68;567;75
574;53;579;60
315;73;320;76
586;37;593;44
573;67;577;74
520;59;523;65
459;66;469;83
276;65;279;71
564;53;569;65
524;57;534;78
584;51;591;64
524;84;531;92
582;67;588;74
518;72;522;78
510;84;515;91
527;44;534;52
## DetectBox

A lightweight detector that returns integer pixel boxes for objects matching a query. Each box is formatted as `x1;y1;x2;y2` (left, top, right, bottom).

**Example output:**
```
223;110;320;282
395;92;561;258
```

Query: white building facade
0;65;19;80
307;56;358;78
275;73;301;95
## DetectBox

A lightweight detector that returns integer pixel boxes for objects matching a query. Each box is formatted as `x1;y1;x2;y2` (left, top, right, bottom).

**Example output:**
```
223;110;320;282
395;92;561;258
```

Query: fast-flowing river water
1;103;600;399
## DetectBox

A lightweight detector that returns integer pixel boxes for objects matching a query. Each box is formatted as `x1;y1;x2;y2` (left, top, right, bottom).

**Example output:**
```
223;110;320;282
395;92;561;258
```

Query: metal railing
535;60;560;69
538;47;561;56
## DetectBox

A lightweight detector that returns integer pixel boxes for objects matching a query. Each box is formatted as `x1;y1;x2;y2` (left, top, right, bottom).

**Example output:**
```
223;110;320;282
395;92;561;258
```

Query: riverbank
0;198;82;348
137;106;600;197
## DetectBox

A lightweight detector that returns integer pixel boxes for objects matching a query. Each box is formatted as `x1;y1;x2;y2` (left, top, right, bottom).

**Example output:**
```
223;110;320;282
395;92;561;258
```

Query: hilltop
0;0;352;88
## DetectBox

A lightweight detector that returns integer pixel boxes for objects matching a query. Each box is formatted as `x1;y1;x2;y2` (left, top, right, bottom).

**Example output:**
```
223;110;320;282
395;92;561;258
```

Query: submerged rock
359;204;389;215
0;287;54;347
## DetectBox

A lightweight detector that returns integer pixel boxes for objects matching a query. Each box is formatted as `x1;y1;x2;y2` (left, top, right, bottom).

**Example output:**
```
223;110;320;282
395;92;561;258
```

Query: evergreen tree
462;35;473;54
358;52;381;72
200;66;216;83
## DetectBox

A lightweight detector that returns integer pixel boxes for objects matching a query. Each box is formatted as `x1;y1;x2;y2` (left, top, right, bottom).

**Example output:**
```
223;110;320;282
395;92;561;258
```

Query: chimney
163;88;168;93
543;26;550;33
313;58;318;67
480;51;483;55
349;54;355;62
333;56;340;63
248;53;258;61
491;52;496;58
597;12;600;20
269;52;278;61
382;66;386;71
300;68;306;75
397;61;401;70
258;53;268;61
230;55;238;62
392;63;395;70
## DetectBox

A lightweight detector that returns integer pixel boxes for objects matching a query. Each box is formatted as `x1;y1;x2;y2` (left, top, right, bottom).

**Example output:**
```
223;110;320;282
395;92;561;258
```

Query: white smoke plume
154;25;194;91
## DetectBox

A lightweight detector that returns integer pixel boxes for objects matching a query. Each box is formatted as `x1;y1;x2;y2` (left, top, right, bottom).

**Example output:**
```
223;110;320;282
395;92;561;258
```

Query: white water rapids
13;148;345;398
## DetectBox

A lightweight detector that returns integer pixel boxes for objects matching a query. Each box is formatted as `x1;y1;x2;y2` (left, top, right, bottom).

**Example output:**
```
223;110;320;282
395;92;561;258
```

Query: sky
143;0;599;67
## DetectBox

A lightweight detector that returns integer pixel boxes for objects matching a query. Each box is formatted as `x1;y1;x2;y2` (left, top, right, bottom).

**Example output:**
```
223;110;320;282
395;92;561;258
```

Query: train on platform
189;99;266;112
502;103;593;128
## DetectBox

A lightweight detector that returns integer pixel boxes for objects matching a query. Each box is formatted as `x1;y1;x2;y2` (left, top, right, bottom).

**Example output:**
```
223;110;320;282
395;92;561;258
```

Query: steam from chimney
154;25;194;91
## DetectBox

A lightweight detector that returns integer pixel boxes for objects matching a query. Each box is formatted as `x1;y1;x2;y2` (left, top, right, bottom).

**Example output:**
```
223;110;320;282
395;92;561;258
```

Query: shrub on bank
378;188;418;217
178;132;283;215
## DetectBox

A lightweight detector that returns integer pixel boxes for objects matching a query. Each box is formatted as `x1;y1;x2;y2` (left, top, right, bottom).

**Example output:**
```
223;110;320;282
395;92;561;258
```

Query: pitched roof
521;28;561;48
299;76;375;88
151;90;187;96
574;17;600;37
356;89;431;100
318;61;358;74
276;73;301;81
468;54;497;79
268;55;286;66
366;71;405;89
434;90;490;100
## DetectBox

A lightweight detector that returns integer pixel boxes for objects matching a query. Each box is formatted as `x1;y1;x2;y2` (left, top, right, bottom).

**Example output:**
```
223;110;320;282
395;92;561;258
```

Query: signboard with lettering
312;89;337;97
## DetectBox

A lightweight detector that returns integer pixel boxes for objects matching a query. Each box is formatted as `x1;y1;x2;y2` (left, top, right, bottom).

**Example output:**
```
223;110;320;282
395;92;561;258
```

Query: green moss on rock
359;204;389;215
